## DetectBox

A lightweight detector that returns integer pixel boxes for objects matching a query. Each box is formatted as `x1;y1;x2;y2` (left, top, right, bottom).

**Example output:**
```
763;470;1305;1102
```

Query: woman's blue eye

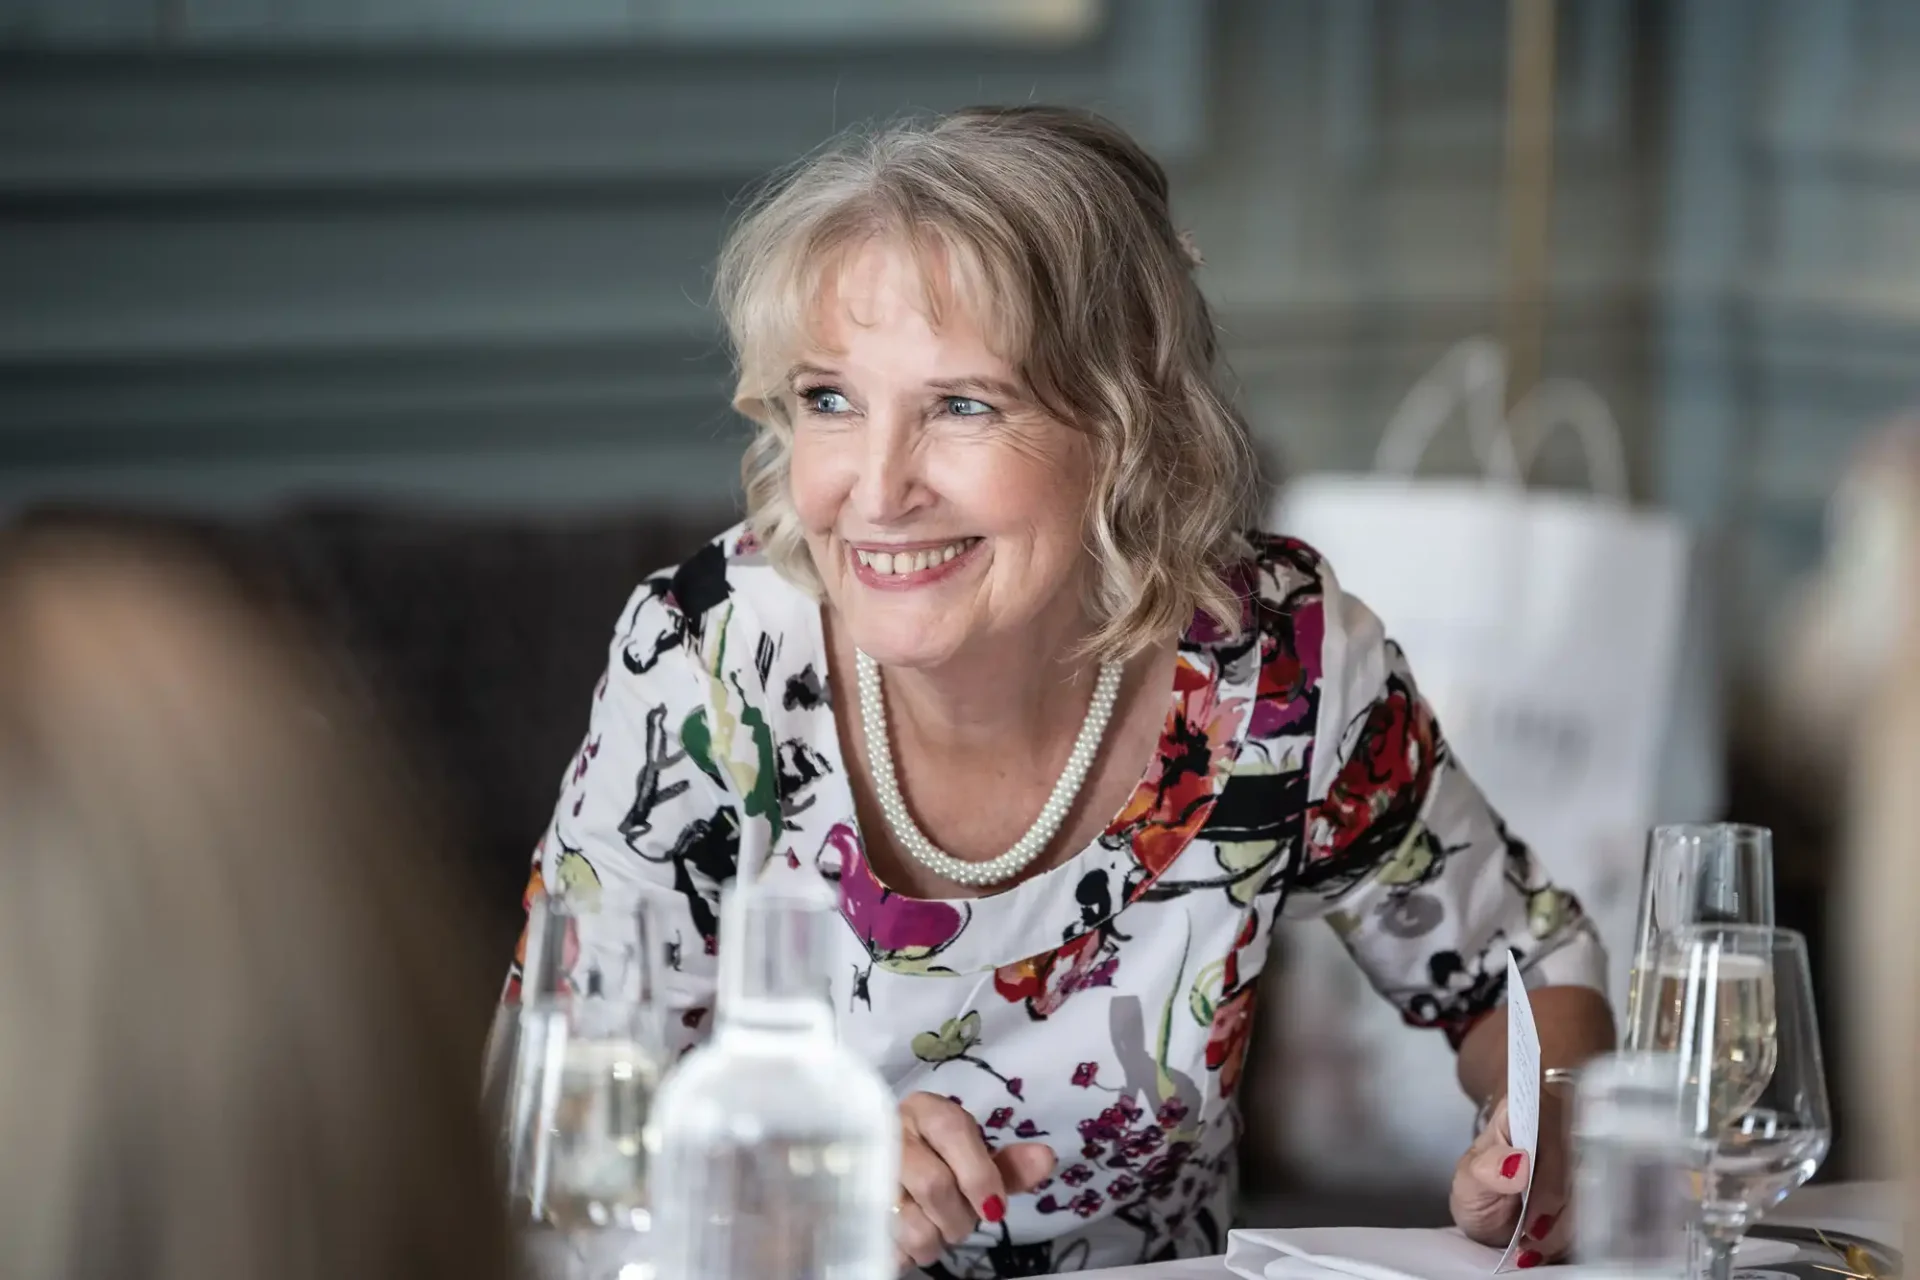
945;397;993;417
804;388;851;415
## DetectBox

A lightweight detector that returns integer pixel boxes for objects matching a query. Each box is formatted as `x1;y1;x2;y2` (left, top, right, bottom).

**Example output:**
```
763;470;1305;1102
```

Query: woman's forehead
791;233;1012;367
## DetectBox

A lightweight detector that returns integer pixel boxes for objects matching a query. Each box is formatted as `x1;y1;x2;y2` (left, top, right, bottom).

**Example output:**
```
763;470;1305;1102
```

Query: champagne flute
1633;925;1830;1280
501;890;666;1280
1624;825;1774;1047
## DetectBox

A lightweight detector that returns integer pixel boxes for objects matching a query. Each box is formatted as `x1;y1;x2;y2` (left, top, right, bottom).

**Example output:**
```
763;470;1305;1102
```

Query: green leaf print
911;1010;982;1064
727;671;783;842
909;1011;1024;1098
1215;839;1280;906
1528;887;1570;938
1155;925;1191;1105
1375;824;1435;887
1188;954;1226;1027
554;849;603;909
679;708;726;787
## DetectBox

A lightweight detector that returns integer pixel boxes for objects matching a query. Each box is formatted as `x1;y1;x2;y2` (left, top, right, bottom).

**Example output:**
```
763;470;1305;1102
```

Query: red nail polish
1528;1213;1557;1240
1500;1152;1524;1180
1517;1250;1544;1269
982;1195;1005;1224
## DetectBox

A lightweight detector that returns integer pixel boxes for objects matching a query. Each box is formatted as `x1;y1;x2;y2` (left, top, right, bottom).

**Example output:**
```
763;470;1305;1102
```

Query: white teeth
855;538;975;576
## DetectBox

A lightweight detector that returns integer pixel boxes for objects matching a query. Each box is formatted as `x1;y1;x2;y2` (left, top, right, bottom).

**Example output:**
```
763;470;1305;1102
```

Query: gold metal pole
1500;0;1558;420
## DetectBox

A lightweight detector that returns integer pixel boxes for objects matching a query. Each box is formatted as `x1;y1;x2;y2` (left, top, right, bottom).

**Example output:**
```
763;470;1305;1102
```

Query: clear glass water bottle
648;877;899;1280
1572;1052;1706;1280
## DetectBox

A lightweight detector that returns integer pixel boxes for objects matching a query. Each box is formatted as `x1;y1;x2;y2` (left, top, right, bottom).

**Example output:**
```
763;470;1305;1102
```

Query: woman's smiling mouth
848;537;982;587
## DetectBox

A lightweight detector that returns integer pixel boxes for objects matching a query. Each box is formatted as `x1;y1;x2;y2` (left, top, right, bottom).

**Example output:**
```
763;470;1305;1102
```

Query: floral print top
514;525;1606;1276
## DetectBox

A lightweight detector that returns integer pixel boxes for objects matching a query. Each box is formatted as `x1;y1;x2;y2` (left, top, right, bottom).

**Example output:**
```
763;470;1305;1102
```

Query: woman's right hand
893;1091;1056;1273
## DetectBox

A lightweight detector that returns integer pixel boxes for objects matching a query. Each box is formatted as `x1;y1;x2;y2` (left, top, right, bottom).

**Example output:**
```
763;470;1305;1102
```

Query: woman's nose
849;418;927;524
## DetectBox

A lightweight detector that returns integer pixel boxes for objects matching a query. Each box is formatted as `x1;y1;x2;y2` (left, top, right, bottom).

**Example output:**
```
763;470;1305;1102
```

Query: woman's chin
829;605;966;671
842;630;963;672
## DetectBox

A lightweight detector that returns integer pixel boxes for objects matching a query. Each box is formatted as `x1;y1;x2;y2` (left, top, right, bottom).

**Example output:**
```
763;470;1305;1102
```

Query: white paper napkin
1223;1227;1799;1280
1224;1227;1565;1280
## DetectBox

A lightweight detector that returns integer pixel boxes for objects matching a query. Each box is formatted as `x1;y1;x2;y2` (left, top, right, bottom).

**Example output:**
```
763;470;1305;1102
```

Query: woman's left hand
1449;1091;1571;1267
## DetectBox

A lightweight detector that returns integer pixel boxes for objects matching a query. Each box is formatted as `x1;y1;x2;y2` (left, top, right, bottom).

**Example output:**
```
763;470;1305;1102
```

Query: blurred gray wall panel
0;0;1188;511
2;0;1918;640
1655;0;1920;661
2;0;1102;47
172;0;1101;46
0;0;159;43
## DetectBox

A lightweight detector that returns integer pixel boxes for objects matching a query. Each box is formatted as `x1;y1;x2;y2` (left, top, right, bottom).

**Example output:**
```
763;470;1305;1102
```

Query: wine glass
500;889;666;1280
1633;925;1831;1280
1624;824;1774;1048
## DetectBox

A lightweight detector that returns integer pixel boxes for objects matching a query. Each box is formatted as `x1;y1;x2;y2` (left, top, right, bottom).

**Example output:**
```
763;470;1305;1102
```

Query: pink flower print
571;735;601;784
1060;1164;1094;1187
1293;595;1326;685
1006;1077;1024;1099
986;1107;1014;1130
1070;1190;1104;1218
1072;1062;1100;1088
1107;1174;1139;1200
832;826;967;963
1078;1096;1145;1148
1156;1097;1190;1129
1140;1141;1197;1199
1037;1194;1062;1214
1014;1118;1046;1139
993;927;1121;1019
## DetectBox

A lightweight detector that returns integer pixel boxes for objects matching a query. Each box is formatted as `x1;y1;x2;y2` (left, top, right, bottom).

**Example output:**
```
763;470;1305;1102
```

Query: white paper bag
1263;340;1694;1183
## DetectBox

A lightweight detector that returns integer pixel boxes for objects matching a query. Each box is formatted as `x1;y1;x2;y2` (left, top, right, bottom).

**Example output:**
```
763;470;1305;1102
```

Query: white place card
1494;950;1541;1273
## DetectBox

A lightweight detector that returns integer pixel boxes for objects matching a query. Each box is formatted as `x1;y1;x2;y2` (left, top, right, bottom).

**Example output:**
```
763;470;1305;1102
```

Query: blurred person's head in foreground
0;523;513;1280
1762;415;1920;1177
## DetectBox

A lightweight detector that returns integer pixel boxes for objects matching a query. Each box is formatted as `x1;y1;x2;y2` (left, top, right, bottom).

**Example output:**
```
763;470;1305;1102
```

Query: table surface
1075;1181;1904;1280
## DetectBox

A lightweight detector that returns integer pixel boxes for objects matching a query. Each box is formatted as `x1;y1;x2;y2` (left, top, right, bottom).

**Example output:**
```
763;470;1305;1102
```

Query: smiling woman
509;105;1615;1278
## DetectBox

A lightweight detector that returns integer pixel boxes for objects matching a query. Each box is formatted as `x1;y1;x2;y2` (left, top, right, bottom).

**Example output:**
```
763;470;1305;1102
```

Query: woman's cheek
786;439;845;532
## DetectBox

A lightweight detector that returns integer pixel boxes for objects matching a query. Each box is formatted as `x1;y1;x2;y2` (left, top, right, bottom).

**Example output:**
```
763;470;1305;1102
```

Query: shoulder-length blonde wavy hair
715;104;1262;662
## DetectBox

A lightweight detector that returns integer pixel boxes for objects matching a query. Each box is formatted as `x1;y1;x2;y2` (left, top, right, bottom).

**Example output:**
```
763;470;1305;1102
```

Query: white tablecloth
1075;1181;1903;1280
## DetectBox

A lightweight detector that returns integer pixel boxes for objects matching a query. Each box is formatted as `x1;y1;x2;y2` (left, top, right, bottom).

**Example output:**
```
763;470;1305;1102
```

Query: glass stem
1702;1232;1738;1280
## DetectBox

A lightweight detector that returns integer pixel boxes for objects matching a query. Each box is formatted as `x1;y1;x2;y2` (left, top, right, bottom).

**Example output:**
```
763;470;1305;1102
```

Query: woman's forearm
1456;984;1617;1106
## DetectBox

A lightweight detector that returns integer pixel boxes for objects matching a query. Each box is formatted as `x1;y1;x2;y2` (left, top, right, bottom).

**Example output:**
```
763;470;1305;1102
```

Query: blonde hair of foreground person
718;104;1263;662
1829;427;1920;1192
0;527;515;1280
1779;417;1920;1191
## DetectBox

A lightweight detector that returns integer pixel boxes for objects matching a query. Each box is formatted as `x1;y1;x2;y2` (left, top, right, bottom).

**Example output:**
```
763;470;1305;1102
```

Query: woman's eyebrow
786;361;840;384
927;376;1025;400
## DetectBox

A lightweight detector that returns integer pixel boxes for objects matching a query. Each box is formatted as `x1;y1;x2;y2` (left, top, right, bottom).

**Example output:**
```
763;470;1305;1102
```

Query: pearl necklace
854;649;1124;888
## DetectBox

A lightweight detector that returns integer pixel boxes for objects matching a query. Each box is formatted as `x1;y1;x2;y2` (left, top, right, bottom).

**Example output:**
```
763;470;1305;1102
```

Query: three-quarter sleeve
1285;553;1607;1047
506;578;737;1051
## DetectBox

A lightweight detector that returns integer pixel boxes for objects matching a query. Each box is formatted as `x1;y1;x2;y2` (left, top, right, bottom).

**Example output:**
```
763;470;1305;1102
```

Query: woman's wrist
1472;1067;1580;1136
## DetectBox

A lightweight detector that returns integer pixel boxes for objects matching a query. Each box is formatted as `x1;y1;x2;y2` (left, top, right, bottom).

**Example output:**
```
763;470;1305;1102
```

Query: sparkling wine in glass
1638;946;1777;1131
500;889;667;1279
1634;925;1830;1280
1624;824;1774;1047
